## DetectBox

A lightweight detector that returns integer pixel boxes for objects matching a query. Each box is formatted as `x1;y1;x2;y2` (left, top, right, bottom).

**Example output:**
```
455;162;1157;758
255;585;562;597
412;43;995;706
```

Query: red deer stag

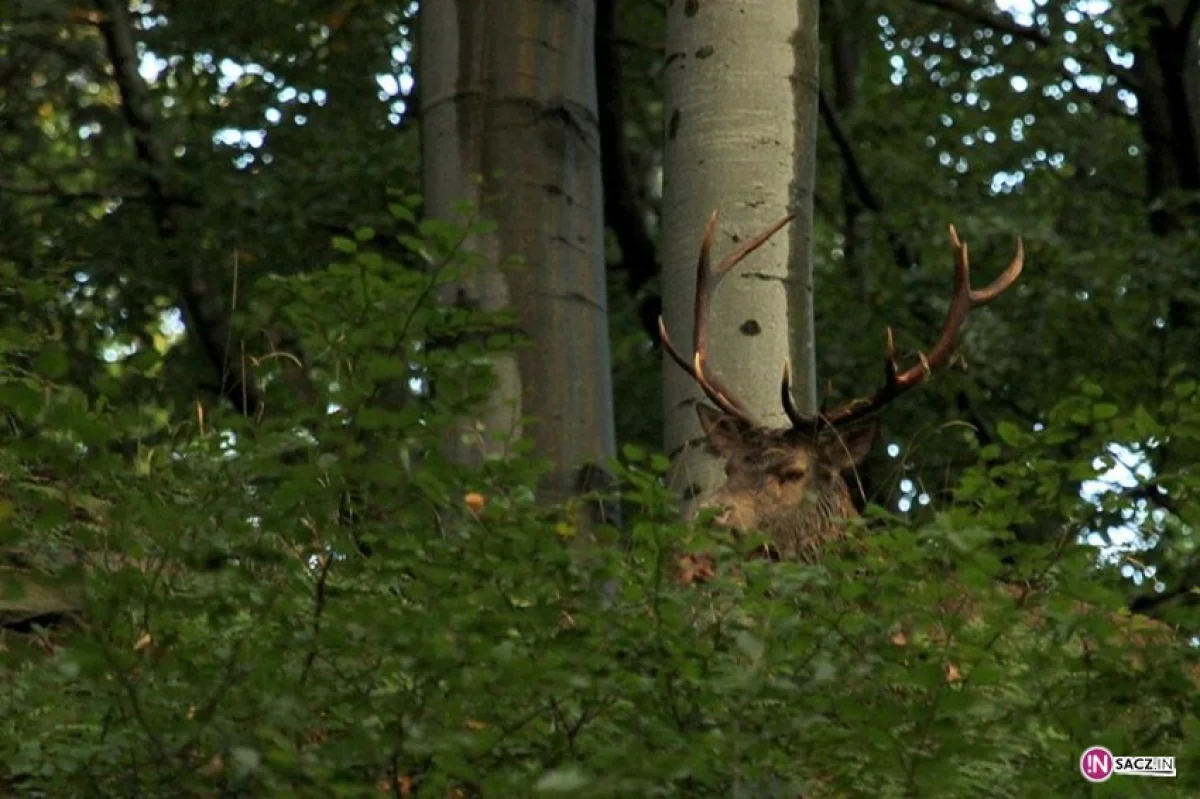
660;212;1023;563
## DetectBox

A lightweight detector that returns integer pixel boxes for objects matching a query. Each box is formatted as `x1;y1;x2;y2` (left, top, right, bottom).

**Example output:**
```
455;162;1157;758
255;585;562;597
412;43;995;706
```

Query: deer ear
696;404;751;458
819;419;879;471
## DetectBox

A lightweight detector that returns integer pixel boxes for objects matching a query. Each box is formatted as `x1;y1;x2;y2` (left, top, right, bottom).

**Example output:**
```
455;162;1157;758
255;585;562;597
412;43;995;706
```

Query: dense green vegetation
2;1;1199;795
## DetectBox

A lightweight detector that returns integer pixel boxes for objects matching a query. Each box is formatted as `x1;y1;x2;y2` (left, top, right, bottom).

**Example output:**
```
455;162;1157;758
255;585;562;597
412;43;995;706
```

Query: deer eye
776;467;807;484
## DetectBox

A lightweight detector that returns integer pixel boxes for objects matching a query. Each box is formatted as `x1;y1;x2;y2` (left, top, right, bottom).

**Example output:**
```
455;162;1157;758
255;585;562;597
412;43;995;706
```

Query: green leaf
995;421;1028;447
621;443;646;462
810;653;837;683
125;347;161;373
1091;403;1119;421
354;225;376;242
356;250;384;269
34;342;69;380
1130;405;1161;437
397;234;428;255
734;630;764;660
331;236;357;254
230;746;261;773
388;203;415;224
535;767;589;792
0;381;44;418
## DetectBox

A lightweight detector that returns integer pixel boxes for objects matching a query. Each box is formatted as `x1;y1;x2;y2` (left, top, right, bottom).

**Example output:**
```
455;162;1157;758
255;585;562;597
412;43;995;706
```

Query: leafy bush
2;208;1197;797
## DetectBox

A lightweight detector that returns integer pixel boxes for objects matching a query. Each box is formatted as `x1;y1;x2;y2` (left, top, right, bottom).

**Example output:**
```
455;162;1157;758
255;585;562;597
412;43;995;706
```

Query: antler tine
781;359;809;428
691;212;720;371
657;213;720;383
690;212;759;420
659;211;796;427
698;211;797;418
658;213;748;424
821;226;1024;428
714;213;795;275
949;224;1025;304
713;213;806;428
658;316;750;422
883;326;900;388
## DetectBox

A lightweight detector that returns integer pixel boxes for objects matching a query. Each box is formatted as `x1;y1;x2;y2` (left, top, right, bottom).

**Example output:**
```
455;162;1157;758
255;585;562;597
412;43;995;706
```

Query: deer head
660;212;1023;561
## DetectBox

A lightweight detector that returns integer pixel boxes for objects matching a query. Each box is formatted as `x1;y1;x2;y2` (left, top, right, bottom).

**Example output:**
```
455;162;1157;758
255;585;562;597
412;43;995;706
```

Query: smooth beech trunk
419;1;616;506
660;0;821;507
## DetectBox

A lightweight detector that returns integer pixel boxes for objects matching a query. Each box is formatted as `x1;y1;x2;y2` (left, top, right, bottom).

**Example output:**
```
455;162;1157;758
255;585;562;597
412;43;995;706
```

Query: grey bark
419;1;617;506
660;0;821;505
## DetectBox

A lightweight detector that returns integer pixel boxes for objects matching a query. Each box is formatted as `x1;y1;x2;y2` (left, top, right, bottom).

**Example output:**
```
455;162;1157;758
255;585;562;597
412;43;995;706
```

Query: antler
661;214;1023;434
805;224;1024;429
658;211;795;427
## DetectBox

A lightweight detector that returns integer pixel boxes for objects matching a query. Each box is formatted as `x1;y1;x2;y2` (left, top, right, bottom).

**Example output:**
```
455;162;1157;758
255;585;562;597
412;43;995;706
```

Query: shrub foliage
2;209;1198;798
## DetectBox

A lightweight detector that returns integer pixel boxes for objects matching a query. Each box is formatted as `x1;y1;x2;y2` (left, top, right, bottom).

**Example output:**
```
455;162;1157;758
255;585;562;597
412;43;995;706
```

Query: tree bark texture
1133;0;1200;234
660;0;821;504
419;0;616;505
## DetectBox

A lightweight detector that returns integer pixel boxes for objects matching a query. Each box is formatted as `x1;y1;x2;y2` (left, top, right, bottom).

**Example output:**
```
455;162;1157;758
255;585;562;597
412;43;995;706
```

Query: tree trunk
418;1;616;506
824;0;864;282
1133;1;1200;234
660;0;821;505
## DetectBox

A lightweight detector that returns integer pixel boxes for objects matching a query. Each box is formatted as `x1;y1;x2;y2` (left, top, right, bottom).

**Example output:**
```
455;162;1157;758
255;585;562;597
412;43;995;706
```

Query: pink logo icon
1080;746;1115;782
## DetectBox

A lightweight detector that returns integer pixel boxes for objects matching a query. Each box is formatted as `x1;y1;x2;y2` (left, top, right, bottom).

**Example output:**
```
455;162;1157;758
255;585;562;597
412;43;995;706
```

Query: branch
0;180;142;204
1118;485;1197;617
908;0;1139;90
1180;0;1200;47
95;0;260;416
818;89;882;213
1130;566;1200;615
596;0;661;342
1053;65;1137;121
914;0;1050;44
955;390;994;446
816;89;914;269
1128;483;1180;517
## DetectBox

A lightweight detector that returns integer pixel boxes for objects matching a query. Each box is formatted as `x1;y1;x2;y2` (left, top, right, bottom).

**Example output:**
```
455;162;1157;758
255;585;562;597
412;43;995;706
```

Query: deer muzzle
690;490;753;532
